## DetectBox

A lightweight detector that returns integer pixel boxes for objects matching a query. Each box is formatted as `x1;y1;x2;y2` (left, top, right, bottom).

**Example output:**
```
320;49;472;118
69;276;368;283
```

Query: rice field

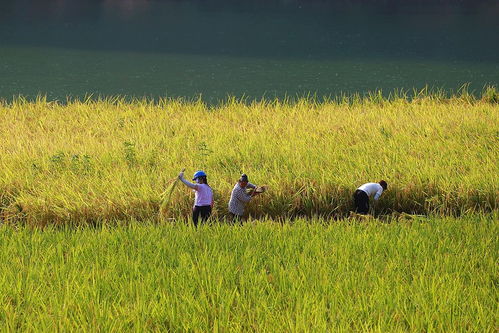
0;215;496;331
0;89;497;331
1;88;498;225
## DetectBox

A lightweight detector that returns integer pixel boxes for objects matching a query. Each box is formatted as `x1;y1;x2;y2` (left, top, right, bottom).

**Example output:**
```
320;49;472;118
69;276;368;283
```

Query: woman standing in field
178;170;214;227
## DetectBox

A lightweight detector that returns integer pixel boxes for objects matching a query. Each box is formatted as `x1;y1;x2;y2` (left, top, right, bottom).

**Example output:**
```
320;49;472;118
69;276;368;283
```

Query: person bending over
353;180;388;215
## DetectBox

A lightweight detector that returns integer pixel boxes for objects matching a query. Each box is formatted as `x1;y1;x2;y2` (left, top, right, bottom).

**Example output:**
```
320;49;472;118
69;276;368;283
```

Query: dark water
1;0;498;103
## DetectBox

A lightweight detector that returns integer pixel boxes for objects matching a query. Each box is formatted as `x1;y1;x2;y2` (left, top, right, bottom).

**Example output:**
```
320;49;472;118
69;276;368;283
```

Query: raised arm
178;171;198;190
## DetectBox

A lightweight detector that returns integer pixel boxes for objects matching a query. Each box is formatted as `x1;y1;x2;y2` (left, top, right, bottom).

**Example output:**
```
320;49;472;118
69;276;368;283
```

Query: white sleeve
179;176;197;189
374;188;383;201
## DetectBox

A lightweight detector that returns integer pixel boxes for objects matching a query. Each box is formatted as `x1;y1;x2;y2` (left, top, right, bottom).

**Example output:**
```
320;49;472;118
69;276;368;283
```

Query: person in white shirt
178;170;214;227
353;180;388;214
228;174;259;222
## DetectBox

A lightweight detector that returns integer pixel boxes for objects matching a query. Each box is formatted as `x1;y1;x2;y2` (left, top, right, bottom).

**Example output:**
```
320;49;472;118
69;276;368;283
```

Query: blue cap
192;170;207;180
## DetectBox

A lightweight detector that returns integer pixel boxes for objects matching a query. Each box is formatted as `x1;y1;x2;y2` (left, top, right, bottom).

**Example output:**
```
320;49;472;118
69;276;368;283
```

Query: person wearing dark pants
178;170;214;227
353;180;388;214
353;189;370;214
192;205;212;227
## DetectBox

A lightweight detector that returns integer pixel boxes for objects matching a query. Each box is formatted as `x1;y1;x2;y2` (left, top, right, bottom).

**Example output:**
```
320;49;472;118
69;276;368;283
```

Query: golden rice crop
0;89;498;225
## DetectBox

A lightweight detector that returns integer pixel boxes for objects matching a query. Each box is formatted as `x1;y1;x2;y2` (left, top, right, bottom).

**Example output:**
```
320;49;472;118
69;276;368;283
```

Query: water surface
1;0;498;102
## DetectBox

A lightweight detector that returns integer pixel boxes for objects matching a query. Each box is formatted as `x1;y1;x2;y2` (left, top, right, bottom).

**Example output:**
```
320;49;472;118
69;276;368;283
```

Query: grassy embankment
0;216;496;331
0;88;498;225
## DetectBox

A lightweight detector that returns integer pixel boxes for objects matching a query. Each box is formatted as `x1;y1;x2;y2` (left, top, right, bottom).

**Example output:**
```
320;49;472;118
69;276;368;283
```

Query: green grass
1;88;498;226
0;215;496;331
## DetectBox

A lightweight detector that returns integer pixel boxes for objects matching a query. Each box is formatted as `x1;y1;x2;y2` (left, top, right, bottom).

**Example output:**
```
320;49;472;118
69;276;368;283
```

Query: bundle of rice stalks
246;185;268;195
158;177;180;220
394;212;427;221
348;211;374;220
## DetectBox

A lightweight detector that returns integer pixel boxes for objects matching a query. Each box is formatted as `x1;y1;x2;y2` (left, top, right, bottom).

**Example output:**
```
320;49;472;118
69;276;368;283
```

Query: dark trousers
353;190;369;214
229;213;242;224
192;205;211;227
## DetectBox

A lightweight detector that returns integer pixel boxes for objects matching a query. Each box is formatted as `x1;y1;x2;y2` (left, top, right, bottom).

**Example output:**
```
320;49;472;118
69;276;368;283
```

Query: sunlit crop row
0;88;497;225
